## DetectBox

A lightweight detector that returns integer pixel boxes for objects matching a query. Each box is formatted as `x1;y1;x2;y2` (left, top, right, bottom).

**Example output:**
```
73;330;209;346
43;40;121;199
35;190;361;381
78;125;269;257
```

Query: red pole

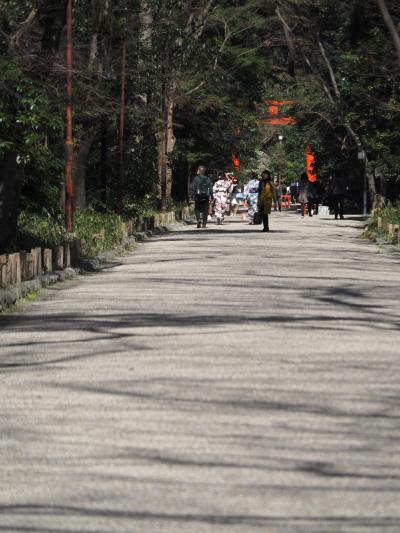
65;0;74;231
117;42;127;214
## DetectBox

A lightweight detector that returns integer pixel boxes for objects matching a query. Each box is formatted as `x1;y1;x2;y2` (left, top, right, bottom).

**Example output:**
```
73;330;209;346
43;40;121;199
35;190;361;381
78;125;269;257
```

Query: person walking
213;172;231;225
307;180;320;216
290;181;299;203
298;172;310;217
229;175;241;216
244;172;260;224
257;170;275;232
273;176;282;212
329;173;347;220
191;165;213;228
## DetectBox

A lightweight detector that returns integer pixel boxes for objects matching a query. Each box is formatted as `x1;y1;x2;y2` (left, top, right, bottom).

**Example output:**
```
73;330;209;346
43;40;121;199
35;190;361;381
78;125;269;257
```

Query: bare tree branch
9;7;39;51
183;13;230;97
276;2;296;76
317;35;340;99
376;0;400;67
275;5;336;104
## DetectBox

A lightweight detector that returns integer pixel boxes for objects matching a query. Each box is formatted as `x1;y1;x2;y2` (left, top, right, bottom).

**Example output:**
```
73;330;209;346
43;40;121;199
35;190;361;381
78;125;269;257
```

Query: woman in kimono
229;175;241;216
244;172;260;224
213;173;232;224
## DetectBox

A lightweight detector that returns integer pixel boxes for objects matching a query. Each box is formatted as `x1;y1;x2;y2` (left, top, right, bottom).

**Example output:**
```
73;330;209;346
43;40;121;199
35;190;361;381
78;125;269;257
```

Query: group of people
191;166;275;232
297;172;347;219
191;165;348;232
191;168;241;228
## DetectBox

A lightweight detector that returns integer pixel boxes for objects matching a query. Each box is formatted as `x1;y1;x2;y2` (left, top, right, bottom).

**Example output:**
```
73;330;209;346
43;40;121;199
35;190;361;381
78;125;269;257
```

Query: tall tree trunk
158;83;176;211
88;0;113;76
73;135;96;210
100;115;108;206
41;0;68;54
366;160;377;205
65;0;74;231
117;41;127;214
0;153;24;252
155;1;213;209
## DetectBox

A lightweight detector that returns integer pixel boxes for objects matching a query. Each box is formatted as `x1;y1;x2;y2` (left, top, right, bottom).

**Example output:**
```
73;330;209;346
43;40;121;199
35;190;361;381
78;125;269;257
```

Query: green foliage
122;195;157;220
17;209;125;258
0;53;64;213
370;201;400;226
172;0;273;192
276;0;400;200
17;211;70;249
0;55;63;159
74;210;124;257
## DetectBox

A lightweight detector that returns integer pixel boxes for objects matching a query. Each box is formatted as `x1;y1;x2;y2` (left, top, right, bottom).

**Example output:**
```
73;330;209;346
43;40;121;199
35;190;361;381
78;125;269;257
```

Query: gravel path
1;212;400;533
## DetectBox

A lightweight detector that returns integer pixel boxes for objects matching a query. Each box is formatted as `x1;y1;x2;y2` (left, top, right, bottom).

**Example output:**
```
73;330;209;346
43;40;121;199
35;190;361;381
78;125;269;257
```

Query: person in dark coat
191;165;213;228
290;181;299;203
329;173;347;220
307;180;322;215
298;173;310;217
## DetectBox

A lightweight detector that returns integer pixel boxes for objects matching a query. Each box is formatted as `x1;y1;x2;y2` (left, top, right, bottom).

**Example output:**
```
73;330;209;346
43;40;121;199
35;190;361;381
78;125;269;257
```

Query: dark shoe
334;216;338;220
262;227;269;232
340;216;344;220
197;222;201;228
202;224;207;228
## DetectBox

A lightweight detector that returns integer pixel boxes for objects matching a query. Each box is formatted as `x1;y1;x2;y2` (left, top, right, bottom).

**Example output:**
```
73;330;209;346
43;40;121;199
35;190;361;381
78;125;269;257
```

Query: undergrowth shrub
17;211;70;248
369;198;400;229
17;209;124;257
74;209;124;257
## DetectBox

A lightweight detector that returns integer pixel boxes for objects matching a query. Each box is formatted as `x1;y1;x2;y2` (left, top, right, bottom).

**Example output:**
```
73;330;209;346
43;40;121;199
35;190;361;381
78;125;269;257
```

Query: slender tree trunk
65;0;74;231
160;81;168;212
317;34;377;204
376;0;400;67
88;0;113;76
117;41;126;214
158;80;176;211
366;160;377;205
41;0;68;54
155;1;213;209
73;135;96;210
100;115;108;206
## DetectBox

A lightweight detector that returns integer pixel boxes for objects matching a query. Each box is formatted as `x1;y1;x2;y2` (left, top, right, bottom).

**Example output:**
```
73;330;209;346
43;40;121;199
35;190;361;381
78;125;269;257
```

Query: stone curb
0;221;180;313
364;228;400;255
76;225;173;272
0;267;79;312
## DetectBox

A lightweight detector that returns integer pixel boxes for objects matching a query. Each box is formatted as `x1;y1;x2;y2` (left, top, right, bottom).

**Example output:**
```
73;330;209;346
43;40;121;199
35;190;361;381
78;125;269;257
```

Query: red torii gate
262;99;296;126
232;100;317;181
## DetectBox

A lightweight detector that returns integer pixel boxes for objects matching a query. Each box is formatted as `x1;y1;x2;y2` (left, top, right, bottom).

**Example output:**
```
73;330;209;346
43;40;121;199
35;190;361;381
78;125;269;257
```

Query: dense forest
1;0;399;251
